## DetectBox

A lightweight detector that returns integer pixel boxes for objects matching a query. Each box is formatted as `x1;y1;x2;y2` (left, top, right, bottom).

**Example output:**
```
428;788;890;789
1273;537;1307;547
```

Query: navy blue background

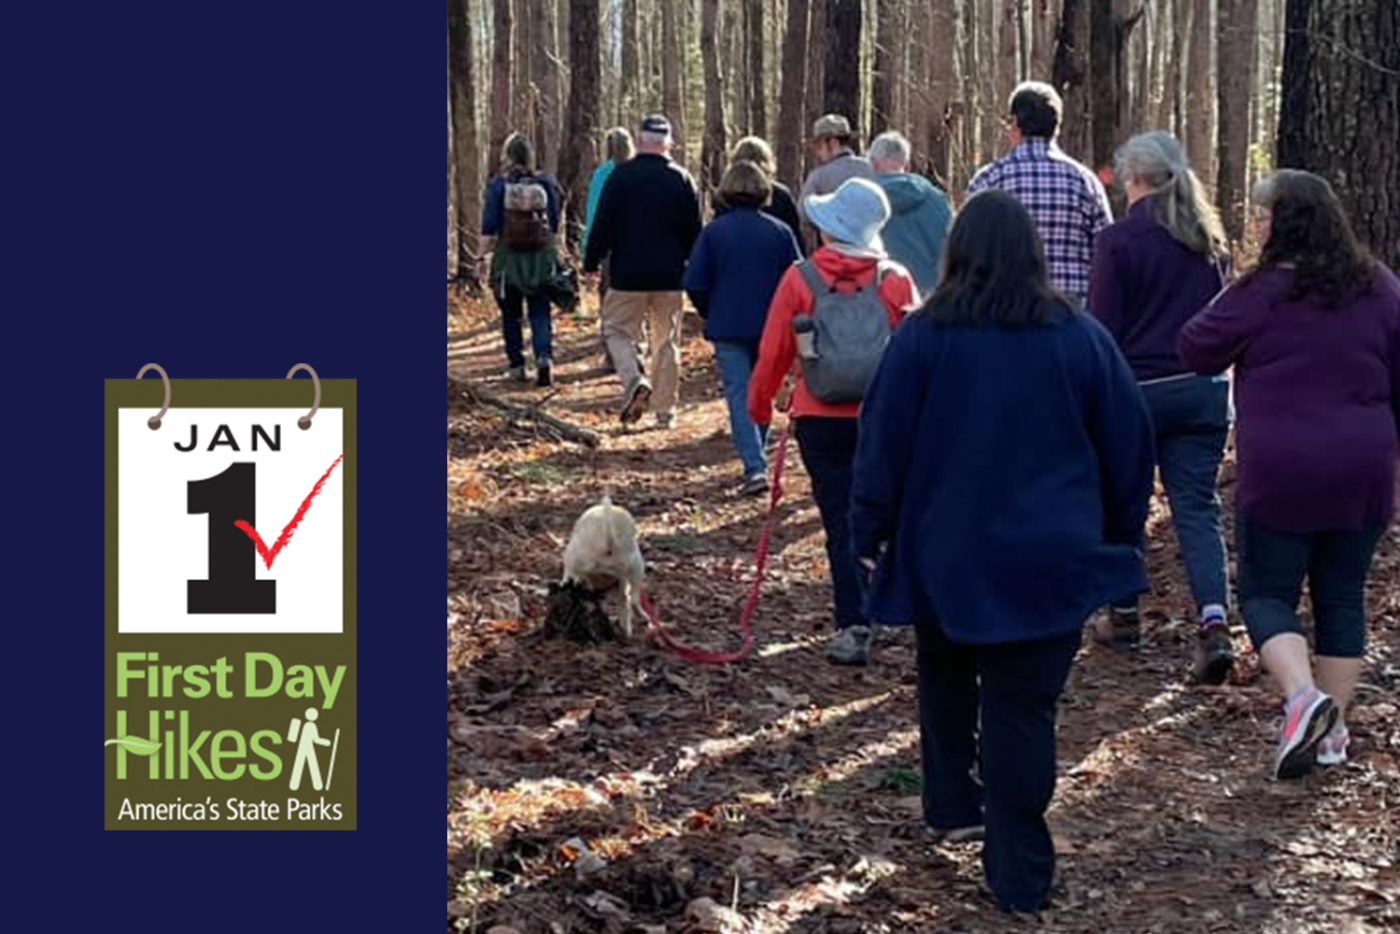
9;3;442;928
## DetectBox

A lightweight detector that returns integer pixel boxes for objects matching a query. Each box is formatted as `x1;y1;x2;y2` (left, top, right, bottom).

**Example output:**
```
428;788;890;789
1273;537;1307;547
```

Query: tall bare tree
805;0;828;175
1185;0;1216;187
700;0;728;191
620;0;641;125
531;0;561;172
490;0;514;163
824;0;862;132
1216;0;1259;242
1053;0;1090;160
1089;0;1142;177
777;0;810;185
928;0;957;183
872;0;898;135
746;0;768;139
1279;0;1399;266
660;0;687;167
558;0;601;248
448;0;483;272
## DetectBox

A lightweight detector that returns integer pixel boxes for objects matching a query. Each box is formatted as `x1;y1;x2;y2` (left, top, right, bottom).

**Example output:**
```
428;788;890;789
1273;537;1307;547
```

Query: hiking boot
536;358;553;387
1317;723;1350;766
620;378;652;424
1093;606;1141;653
740;473;769;498
827;625;872;665
1275;687;1337;780
654;411;676;430
508;364;529;383
1192;622;1235;685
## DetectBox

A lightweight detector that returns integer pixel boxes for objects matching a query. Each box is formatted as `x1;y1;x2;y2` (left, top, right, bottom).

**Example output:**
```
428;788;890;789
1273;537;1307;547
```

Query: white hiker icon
287;707;341;792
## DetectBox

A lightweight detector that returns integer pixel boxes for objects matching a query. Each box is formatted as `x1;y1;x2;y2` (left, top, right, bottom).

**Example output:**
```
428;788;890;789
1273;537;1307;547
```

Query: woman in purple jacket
1088;131;1234;684
1180;170;1400;780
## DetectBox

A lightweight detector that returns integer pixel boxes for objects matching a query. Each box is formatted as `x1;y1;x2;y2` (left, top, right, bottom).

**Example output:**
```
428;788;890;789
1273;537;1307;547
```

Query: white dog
561;494;646;638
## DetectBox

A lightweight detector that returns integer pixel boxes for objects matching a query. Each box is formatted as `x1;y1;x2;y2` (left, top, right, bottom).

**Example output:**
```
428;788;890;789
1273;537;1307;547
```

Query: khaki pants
601;289;684;417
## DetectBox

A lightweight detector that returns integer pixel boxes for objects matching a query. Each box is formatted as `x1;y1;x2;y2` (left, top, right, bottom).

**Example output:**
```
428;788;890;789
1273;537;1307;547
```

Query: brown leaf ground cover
447;290;1399;934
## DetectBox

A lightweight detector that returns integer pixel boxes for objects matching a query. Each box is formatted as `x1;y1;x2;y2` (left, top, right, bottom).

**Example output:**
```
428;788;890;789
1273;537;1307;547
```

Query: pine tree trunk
514;0;533;130
621;0;640;127
1216;0;1258;243
1033;0;1057;78
559;0;601;250
910;2;932;172
490;0;514;164
999;0;1020;118
1053;0;1090;161
926;0;956;182
746;0;767;139
805;0;828;175
1278;0;1399;267
824;0;862;135
661;0;687;167
700;0;728;192
979;0;1000;163
1186;0;1216;188
872;0;897;135
533;0;561;173
1151;0;1174;130
777;0;809;186
449;0;483;270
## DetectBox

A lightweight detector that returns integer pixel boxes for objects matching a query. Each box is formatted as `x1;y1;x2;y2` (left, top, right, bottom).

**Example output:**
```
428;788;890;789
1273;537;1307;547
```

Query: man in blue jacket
869;131;952;302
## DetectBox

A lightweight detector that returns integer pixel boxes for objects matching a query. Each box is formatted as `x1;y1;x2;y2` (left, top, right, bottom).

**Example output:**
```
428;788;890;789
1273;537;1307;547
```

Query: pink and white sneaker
1316;723;1350;767
1274;687;1337;780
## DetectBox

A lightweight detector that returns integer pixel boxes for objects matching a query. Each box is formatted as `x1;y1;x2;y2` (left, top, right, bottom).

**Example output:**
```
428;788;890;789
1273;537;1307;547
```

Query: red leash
641;420;793;664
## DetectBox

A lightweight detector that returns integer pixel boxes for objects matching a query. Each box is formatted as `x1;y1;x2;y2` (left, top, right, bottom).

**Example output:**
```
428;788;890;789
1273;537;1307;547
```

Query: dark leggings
1236;518;1383;658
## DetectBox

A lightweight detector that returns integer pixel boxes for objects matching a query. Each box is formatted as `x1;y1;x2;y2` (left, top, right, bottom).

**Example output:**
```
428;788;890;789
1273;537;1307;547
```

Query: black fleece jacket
583;153;702;291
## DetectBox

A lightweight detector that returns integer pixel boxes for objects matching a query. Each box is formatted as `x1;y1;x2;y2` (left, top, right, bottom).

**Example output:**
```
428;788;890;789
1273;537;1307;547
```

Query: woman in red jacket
749;178;917;665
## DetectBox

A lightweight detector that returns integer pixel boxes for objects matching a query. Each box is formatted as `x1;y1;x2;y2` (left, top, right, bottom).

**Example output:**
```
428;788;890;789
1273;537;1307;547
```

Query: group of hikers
476;80;1400;914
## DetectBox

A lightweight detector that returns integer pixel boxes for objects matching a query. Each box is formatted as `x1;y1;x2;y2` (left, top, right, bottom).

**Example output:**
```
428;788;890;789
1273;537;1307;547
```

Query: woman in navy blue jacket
851;190;1155;912
684;161;801;495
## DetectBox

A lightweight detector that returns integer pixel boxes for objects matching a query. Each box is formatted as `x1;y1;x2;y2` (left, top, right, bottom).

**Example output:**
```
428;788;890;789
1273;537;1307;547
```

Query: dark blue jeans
497;286;553;368
1237;518;1383;658
915;622;1081;912
794;416;866;630
1121;375;1230;613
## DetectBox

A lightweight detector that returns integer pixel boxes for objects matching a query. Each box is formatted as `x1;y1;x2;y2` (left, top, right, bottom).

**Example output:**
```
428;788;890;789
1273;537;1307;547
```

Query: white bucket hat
803;178;891;253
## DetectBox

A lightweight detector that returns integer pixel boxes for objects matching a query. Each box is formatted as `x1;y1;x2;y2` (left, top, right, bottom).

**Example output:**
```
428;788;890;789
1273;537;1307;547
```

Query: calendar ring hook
286;363;321;429
135;363;171;429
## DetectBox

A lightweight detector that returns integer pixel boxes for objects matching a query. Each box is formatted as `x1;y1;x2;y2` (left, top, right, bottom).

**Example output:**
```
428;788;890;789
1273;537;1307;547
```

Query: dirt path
447;291;1399;934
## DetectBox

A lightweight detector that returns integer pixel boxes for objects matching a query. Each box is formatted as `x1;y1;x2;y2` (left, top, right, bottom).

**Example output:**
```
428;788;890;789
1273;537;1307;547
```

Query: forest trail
447;292;1399;934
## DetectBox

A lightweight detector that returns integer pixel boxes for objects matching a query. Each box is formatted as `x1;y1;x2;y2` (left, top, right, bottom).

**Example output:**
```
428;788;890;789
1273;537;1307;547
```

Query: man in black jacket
583;114;702;428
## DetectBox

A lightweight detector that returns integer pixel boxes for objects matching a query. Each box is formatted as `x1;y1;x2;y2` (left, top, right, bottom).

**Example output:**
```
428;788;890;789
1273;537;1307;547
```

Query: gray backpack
792;260;896;404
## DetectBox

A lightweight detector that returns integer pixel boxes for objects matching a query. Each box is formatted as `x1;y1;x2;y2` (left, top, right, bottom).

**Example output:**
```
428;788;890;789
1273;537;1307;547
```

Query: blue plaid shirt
967;138;1113;300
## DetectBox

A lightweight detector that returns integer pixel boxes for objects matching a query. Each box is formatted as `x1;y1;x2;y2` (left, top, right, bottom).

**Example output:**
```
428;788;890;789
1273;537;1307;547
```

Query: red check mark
234;452;346;570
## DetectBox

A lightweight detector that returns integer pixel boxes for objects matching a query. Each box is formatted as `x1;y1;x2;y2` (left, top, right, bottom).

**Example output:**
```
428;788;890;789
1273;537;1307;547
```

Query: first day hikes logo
104;368;357;829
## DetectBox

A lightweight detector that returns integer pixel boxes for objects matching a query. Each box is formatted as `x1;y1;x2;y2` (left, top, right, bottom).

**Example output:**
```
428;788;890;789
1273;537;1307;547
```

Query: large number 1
187;463;277;614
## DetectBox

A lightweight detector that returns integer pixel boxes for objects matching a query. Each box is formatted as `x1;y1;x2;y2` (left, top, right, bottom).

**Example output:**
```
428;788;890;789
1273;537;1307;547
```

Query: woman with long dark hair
1087;131;1235;683
851;190;1155;911
1180;170;1400;779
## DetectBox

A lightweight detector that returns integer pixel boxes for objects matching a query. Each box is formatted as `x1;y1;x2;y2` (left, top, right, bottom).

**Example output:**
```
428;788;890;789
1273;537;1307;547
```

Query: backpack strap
796;259;831;296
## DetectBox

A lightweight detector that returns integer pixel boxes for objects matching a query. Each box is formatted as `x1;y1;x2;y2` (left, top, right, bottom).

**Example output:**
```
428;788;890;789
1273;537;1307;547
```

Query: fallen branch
462;382;601;448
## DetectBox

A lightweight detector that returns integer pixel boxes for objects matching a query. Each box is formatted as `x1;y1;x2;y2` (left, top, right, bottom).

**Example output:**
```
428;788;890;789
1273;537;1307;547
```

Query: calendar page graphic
104;375;357;830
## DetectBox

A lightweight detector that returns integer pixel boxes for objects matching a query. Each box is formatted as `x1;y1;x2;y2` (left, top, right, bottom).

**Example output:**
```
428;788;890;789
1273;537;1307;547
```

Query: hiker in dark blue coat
851;190;1155;912
684;161;801;496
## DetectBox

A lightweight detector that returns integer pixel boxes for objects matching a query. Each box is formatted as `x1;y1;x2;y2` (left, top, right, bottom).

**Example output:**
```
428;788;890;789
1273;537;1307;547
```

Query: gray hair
868;131;912;166
1115;130;1228;257
638;130;671;150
